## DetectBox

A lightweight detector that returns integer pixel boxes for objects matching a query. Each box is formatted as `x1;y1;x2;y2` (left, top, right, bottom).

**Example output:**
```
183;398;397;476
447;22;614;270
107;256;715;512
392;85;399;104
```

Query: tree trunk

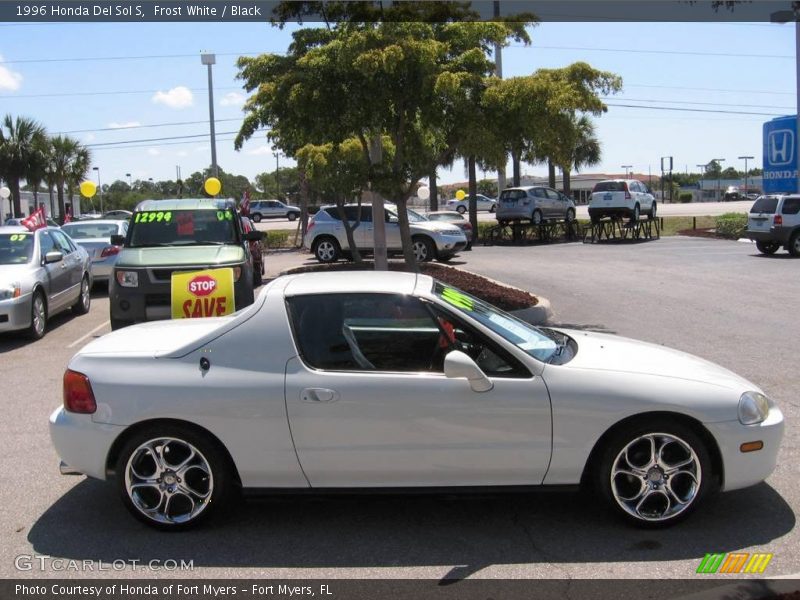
512;151;521;187
48;184;55;218
337;200;362;263
396;196;418;270
429;169;438;212
368;136;388;271
298;165;309;241
56;181;66;223
562;168;572;198
468;156;479;242
548;161;556;189
10;178;22;217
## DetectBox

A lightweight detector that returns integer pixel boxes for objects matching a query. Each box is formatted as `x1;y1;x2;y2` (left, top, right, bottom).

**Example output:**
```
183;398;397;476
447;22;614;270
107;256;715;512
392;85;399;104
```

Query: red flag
21;207;47;231
63;209;72;224
241;189;250;216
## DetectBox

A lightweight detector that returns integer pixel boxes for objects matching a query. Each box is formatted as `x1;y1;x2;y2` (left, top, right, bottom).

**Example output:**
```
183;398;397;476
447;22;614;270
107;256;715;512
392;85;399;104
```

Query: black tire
593;418;714;528
253;268;263;287
436;254;454;263
251;213;262;223
531;209;543;225
489;205;496;213
115;423;233;530
456;205;466;215
312;236;341;263
72;274;91;315
287;212;298;222
789;231;800;257
566;208;575;223
630;204;640;222
110;318;134;331
756;240;780;255
649;202;657;220
27;290;47;340
412;236;435;262
590;214;600;225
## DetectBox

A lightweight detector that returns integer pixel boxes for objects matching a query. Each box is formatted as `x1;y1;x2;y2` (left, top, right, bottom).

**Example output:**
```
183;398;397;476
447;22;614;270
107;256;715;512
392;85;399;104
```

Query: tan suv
746;195;800;256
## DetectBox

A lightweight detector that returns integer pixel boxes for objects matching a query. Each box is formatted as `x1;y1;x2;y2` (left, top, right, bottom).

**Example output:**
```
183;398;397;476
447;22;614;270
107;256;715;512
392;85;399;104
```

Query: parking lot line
67;320;110;349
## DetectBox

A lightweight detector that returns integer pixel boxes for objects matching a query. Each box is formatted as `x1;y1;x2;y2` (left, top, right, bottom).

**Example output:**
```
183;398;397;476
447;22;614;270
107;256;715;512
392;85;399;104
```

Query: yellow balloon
204;177;222;196
455;189;466;200
80;180;97;198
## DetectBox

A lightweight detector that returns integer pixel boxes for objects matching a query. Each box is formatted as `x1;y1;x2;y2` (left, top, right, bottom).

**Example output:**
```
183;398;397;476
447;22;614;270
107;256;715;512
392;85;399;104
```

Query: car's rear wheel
312;236;341;263
28;290;47;340
412;236;435;262
116;425;232;530
531;209;543;225
631;204;640;222
251;214;262;223
566;208;575;223
72;274;91;315
789;231;800;257
489;205;496;213
649;202;657;219
456;206;466;215
288;212;298;222
595;419;713;527
756;240;780;255
253;268;263;287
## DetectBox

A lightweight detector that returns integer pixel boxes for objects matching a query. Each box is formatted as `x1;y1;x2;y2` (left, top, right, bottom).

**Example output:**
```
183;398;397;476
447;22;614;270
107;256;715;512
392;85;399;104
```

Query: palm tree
26;134;50;212
560;115;601;198
0;114;47;217
49;135;81;221
66;146;91;217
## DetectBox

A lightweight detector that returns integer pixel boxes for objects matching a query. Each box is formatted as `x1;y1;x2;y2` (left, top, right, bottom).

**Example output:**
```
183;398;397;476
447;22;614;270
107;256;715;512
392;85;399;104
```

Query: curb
670;578;799;600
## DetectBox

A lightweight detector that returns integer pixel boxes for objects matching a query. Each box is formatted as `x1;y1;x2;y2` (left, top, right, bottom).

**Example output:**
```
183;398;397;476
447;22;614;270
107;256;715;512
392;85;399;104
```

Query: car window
287;293;443;372
781;198;800;215
50;230;75;254
39;230;56;256
545;189;560;200
0;232;34;265
751;197;779;214
532;188;548;198
499;189;526;202
62;223;119;239
593;181;626;192
128;208;239;247
407;208;426;222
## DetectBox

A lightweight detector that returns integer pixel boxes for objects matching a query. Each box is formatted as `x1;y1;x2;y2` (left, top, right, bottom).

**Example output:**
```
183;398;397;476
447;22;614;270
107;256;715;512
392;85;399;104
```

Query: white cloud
147;148;160;156
248;145;273;156
195;145;209;153
84;133;96;143
220;92;245;107
176;150;188;157
0;55;23;91
152;86;194;109
108;121;141;129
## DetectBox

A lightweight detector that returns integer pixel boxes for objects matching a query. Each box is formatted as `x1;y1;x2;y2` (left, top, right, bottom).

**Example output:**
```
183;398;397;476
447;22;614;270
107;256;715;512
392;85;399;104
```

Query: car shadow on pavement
29;479;793;576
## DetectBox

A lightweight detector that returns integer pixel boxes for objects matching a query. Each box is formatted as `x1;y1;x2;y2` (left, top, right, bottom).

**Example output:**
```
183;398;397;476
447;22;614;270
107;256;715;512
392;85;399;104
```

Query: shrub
715;212;748;239
679;192;693;203
265;230;291;248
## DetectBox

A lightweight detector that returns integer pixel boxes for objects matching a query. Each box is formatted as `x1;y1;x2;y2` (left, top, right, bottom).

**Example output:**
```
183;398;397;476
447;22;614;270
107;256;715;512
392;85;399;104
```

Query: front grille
151;267;204;282
0;315;8;323
145;293;171;307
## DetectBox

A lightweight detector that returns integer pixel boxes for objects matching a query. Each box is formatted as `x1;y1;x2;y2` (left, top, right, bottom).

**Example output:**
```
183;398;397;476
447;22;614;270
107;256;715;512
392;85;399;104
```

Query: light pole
696;164;707;201
126;173;132;188
92;166;103;214
200;52;218;178
272;147;281;199
738;155;754;197
712;158;725;201
621;165;632;177
771;10;800;193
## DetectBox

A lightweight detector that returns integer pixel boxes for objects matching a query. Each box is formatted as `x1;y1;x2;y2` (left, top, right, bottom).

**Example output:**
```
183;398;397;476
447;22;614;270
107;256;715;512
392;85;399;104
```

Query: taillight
100;245;120;258
623;183;632;200
307;221;316;234
463;223;473;230
774;215;783;226
63;369;96;414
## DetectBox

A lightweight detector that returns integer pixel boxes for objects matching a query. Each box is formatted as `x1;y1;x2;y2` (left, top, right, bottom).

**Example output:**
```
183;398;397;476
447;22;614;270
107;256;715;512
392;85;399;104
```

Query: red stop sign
187;274;217;297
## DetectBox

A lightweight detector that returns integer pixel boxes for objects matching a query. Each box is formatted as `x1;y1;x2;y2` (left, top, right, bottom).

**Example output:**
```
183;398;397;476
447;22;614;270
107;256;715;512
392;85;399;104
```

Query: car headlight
0;282;21;300
738;391;770;425
115;271;139;288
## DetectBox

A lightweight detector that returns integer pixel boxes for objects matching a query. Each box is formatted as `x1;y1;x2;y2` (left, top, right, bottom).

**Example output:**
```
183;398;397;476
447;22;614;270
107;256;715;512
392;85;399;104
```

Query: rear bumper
496;207;533;221
589;207;637;220
745;226;794;244
49;407;126;480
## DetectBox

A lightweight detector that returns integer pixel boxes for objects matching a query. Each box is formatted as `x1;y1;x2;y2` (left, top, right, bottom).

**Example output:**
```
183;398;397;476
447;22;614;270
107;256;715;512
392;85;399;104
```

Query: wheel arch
105;418;242;487
579;411;724;490
30;283;48;315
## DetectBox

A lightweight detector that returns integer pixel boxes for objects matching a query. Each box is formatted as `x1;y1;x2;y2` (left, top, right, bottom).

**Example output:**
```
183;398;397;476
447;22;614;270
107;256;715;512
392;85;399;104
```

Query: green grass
657;216;716;236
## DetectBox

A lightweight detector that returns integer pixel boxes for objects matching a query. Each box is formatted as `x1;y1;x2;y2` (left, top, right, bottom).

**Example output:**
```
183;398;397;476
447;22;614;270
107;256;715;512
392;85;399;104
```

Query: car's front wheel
756;240;780;255
72;274;91;315
489;204;496;213
566;208;575;223
531;209;543;225
412;236;435;262
312;236;341;263
456;205;466;215
595;419;714;527
116;424;232;530
28;290;47;340
287;212;298;222
251;213;262;223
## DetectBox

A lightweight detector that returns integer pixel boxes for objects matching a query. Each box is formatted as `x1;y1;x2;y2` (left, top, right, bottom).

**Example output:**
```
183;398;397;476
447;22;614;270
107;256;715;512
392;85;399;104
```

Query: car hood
558;328;757;392
78;317;234;357
116;245;245;267
0;263;33;282
413;221;466;235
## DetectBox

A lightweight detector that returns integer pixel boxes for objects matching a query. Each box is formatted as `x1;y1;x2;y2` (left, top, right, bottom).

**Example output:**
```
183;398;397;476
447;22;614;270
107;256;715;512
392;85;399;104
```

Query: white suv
305;204;467;263
589;179;656;223
746;194;800;256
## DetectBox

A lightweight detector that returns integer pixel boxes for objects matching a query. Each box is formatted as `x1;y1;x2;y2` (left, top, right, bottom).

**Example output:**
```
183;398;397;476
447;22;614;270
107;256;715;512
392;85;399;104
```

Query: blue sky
0;19;795;187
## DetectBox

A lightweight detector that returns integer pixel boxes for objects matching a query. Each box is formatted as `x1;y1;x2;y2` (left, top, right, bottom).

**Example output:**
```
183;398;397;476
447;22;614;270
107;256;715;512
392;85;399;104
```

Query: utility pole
200;53;219;178
739;155;754;196
494;0;506;196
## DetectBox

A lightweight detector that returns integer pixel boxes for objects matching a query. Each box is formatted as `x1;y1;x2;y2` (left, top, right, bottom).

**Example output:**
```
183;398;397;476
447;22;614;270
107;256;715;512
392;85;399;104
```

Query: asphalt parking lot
0;235;796;580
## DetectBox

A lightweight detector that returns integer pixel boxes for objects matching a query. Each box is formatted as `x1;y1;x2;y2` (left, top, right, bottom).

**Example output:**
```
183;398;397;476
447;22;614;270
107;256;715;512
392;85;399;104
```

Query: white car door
283;292;552;487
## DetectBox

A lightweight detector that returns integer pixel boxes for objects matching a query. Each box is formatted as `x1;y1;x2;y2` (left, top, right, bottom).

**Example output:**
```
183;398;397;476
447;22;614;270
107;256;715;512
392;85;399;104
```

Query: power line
0;51;268;64
613;97;795;111
56;118;243;134
1;86;242;99
605;102;783;117
514;44;794;59
625;83;795;96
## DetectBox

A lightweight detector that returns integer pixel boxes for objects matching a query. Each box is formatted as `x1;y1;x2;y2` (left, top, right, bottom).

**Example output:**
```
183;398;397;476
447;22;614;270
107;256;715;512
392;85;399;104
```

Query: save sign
171;268;236;319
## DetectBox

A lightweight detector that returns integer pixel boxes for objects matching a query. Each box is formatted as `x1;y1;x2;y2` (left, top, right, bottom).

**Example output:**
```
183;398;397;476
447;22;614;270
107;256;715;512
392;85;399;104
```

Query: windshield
0;233;34;265
62;223;119;239
406;208;427;222
127;209;239;247
433;282;559;362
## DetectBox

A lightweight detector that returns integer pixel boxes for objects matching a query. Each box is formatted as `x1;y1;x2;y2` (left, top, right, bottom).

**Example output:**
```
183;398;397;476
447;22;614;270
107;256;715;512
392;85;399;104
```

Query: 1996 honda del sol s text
50;272;783;530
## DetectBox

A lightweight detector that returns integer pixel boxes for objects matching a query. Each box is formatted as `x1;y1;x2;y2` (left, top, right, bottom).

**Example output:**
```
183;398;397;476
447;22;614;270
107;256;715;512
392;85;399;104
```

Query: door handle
300;388;339;403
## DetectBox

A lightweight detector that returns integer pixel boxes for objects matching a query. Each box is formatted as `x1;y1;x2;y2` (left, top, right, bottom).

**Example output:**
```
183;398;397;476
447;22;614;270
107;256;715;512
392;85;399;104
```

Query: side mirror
44;250;63;264
388;216;399;224
444;350;493;393
244;230;265;241
110;234;125;246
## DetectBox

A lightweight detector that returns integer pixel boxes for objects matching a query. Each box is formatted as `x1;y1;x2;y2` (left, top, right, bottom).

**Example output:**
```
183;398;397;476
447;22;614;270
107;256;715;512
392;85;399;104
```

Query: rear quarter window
781;198;800;215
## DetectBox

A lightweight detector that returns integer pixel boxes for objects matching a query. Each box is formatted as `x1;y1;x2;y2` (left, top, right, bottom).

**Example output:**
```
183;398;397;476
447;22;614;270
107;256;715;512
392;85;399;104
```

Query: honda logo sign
768;129;794;166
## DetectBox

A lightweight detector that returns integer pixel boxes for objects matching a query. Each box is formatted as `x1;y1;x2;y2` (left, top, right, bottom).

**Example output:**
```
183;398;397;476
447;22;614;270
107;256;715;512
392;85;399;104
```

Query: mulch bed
284;261;538;311
678;228;723;239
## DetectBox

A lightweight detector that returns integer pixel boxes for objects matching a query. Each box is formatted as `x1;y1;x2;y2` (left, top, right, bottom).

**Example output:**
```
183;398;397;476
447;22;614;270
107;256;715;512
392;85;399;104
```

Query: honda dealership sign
763;115;798;193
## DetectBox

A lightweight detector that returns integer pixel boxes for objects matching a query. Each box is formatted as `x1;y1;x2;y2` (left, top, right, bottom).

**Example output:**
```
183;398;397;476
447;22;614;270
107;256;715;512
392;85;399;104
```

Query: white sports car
50;272;783;530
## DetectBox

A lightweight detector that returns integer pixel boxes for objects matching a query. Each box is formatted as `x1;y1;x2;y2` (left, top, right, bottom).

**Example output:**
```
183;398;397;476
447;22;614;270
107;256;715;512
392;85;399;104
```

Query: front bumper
0;293;32;333
705;406;784;492
49;407;126;480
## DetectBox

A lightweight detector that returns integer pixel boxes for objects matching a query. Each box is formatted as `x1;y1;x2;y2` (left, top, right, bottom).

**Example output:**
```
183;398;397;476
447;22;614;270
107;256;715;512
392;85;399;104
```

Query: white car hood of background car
559;328;758;392
413;221;464;234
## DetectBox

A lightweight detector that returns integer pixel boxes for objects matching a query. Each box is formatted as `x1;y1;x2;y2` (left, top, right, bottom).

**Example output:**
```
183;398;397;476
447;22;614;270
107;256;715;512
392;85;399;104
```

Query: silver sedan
50;272;783;529
61;220;128;285
0;226;92;339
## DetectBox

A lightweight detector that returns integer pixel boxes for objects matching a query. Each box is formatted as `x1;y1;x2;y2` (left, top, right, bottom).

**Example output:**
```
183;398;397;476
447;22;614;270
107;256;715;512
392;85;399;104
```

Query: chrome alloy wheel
412;240;430;262
316;240;337;262
125;437;213;525
80;277;90;310
610;433;701;522
32;294;46;337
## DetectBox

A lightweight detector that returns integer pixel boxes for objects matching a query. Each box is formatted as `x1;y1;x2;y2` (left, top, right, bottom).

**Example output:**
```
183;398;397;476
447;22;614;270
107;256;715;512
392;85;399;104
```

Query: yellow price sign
171;268;236;319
